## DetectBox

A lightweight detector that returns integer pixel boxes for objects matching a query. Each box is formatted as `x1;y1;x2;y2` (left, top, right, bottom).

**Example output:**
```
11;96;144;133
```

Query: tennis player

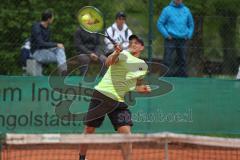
79;35;151;160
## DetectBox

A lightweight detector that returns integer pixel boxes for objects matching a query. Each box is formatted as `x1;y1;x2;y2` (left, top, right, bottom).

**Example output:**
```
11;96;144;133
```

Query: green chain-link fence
0;0;240;78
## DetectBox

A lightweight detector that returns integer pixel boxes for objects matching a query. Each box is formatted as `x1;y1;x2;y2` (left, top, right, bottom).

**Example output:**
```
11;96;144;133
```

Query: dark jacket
30;22;57;53
74;28;102;55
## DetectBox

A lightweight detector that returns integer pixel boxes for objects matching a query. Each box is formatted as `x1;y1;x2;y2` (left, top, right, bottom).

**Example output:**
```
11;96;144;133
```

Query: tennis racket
77;6;116;45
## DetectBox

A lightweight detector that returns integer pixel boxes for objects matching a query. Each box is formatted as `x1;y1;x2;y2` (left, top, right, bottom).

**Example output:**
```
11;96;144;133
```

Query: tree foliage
0;0;239;75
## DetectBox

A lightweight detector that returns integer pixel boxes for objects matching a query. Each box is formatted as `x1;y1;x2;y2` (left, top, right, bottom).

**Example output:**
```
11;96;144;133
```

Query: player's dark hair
41;10;54;21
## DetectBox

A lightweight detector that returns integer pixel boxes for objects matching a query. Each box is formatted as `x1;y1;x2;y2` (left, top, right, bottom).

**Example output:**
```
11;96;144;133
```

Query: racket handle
114;44;122;53
97;32;117;45
107;36;116;45
105;31;116;45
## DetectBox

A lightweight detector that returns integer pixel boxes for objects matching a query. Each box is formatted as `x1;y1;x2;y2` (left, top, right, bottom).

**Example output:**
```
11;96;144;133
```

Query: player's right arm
105;45;122;67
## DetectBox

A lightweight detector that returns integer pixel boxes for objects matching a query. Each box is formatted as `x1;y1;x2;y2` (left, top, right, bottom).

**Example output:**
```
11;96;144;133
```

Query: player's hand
114;44;122;54
57;43;64;49
136;85;151;93
90;53;98;61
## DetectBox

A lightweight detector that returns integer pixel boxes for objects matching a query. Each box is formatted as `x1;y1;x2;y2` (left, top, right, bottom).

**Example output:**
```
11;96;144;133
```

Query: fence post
148;0;153;62
164;139;169;160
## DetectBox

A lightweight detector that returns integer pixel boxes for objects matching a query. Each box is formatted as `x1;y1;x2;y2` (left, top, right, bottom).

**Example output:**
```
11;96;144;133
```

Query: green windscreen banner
0;76;239;134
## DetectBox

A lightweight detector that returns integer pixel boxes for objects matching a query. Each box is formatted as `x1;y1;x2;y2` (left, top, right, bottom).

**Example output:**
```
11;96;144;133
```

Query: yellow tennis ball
81;14;91;23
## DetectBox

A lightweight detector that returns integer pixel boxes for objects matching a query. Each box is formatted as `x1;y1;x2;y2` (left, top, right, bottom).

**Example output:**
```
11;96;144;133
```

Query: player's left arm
135;79;151;93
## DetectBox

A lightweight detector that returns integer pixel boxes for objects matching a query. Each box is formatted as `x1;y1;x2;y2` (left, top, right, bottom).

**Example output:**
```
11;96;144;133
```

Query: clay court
2;144;240;160
2;133;240;160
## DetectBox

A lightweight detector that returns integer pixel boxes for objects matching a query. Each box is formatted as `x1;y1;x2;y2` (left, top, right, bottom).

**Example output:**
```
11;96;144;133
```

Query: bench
25;59;43;76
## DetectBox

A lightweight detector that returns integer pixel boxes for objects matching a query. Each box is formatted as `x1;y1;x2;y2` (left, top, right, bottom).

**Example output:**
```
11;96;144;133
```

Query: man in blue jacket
30;10;67;75
157;0;194;77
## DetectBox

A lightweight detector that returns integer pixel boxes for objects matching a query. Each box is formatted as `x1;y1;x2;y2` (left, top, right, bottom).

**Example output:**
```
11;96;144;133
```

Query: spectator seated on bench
74;27;107;77
28;9;67;76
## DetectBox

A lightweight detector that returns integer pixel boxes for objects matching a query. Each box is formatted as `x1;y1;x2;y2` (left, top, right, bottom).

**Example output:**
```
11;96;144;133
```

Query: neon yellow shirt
95;50;148;102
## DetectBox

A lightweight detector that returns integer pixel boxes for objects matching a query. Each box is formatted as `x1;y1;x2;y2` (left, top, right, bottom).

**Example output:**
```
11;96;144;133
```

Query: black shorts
84;90;133;131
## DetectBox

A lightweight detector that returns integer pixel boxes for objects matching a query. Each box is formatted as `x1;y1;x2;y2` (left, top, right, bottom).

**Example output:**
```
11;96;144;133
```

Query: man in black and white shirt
104;12;133;56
